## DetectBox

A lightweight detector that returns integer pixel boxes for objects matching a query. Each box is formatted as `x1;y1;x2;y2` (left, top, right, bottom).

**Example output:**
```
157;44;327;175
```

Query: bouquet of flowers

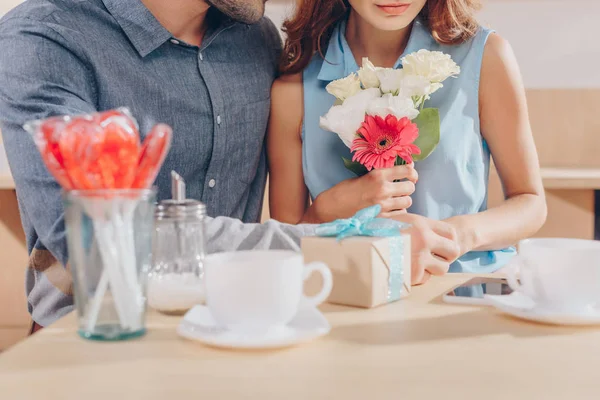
319;50;460;176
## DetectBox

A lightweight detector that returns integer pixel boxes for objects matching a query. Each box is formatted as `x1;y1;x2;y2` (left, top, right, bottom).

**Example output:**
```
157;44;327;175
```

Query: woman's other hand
393;213;462;286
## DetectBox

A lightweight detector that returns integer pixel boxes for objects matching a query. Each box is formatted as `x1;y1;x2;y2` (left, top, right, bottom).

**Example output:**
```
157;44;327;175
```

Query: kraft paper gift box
301;234;411;308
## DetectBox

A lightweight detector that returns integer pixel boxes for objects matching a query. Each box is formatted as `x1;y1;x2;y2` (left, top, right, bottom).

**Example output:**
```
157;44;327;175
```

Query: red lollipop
34;118;74;190
131;124;172;189
95;110;141;189
58;117;103;190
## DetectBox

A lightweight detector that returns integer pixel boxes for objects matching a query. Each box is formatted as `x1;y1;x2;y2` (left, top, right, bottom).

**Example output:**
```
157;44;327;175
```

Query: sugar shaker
148;171;206;314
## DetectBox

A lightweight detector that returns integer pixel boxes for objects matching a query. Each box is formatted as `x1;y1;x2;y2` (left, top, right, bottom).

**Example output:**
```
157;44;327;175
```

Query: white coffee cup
506;238;600;313
203;250;333;334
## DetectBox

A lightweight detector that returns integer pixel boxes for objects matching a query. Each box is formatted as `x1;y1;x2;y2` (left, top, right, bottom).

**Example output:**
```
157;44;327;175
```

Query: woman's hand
394;213;462;286
305;164;418;223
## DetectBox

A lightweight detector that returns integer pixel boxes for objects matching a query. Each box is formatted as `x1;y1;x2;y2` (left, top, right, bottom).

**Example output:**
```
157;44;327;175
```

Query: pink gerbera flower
351;115;421;171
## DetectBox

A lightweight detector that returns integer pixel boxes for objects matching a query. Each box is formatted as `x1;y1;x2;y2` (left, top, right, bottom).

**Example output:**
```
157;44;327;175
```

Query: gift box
301;206;411;308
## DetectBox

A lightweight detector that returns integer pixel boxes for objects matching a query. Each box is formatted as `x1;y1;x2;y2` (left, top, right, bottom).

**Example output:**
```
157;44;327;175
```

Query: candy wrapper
302;206;411;308
24;108;172;333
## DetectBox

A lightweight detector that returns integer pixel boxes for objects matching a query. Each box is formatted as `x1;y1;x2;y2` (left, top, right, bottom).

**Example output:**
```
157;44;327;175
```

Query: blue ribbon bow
314;204;409;303
315;205;408;240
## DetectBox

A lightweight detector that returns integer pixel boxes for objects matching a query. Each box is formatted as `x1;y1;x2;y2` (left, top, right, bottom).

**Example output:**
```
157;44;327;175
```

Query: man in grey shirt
0;0;313;329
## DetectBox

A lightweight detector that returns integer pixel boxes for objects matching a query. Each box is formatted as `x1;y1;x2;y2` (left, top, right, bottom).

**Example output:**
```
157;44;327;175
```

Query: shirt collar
317;18;432;82
102;0;173;58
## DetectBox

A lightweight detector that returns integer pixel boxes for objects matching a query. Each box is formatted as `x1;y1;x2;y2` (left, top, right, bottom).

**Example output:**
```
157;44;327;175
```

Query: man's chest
85;30;275;190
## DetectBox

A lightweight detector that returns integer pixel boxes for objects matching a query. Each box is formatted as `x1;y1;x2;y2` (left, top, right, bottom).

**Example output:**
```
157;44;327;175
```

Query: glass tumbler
64;189;156;341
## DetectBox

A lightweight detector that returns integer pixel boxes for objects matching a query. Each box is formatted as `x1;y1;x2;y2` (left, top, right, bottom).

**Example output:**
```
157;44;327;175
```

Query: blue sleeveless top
302;19;516;273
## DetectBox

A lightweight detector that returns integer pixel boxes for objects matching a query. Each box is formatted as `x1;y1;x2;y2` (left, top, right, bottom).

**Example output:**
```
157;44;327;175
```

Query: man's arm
206;216;316;253
0;17;97;267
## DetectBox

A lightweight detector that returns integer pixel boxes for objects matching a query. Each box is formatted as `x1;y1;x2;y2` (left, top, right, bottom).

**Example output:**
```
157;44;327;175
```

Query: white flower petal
357;58;380;89
319;102;369;148
367;94;419;120
325;73;362;101
342;87;381;108
398;74;432;98
401;49;460;83
376;68;404;94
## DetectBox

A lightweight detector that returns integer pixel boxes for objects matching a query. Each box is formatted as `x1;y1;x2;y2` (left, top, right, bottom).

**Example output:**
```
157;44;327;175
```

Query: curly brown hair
280;0;482;74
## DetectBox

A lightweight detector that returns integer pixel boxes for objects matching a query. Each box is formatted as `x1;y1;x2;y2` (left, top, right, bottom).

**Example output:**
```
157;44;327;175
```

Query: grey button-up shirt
0;0;314;327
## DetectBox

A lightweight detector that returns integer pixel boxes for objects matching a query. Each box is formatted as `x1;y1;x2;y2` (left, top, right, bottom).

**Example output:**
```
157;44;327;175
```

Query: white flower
320;88;381;148
325;73;362;101
342;87;381;108
401;49;460;83
398;74;434;98
367;94;420;120
357;58;380;89
375;68;404;94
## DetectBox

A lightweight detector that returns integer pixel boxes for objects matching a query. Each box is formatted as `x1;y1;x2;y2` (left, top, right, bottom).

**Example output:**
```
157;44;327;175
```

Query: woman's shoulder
272;73;303;105
480;32;519;85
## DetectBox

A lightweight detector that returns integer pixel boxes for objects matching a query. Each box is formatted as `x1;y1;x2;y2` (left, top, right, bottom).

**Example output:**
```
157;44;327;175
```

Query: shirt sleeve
0;17;97;266
205;216;316;253
259;16;283;77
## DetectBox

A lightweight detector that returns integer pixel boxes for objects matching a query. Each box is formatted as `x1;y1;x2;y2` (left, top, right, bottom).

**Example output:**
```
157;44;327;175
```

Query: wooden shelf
541;168;600;189
0;174;14;190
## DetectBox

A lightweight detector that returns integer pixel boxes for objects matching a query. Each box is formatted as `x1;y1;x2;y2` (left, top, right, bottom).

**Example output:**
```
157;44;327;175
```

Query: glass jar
64;189;156;341
149;198;206;314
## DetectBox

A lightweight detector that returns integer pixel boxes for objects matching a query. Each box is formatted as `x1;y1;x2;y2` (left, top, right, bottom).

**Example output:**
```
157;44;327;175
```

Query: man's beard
205;0;267;24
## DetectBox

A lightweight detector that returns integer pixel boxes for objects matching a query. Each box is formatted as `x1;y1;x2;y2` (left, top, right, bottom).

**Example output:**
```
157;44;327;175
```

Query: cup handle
300;262;333;309
505;255;524;292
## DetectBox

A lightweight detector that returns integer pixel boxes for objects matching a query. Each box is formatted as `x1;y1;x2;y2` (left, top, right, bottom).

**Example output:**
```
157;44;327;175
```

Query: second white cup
506;238;600;313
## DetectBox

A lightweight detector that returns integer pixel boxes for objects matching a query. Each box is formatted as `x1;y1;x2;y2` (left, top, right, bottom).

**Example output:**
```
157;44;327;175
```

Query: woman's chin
361;11;418;32
372;18;414;32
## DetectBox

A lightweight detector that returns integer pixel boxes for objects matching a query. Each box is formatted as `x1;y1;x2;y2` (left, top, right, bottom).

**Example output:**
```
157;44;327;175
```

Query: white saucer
177;305;331;349
485;292;600;326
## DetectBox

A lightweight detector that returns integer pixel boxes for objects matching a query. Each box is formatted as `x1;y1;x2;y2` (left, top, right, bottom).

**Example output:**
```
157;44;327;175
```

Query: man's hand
395;214;462;285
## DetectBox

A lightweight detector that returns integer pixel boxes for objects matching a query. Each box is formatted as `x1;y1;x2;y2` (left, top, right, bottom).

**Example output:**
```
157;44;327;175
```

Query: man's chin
206;0;266;24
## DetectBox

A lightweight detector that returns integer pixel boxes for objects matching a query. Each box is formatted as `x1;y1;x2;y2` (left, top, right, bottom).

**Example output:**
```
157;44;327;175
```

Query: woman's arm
267;73;310;224
447;34;547;254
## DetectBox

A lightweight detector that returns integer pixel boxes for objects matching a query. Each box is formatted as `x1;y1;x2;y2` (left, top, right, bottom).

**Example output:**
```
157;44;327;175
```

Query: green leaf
343;157;369;177
412;108;440;162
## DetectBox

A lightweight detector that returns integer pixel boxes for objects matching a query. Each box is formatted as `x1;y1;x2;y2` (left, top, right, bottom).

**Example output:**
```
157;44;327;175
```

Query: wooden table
1;274;599;399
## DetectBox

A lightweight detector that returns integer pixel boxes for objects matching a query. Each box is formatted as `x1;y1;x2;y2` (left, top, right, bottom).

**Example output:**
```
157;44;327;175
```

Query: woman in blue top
267;0;546;285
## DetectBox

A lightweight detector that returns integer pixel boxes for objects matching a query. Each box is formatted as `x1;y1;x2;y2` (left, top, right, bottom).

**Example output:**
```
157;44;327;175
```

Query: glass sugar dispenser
148;171;206;314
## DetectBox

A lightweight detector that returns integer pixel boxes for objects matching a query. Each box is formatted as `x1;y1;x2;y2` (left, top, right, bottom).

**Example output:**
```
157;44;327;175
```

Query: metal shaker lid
155;171;206;221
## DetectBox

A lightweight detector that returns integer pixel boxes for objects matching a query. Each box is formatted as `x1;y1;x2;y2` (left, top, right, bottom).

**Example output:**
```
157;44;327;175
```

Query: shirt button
216;115;221;125
170;39;180;45
208;179;216;188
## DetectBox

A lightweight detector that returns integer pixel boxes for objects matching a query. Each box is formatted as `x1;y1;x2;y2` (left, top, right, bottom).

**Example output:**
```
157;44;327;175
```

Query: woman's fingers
380;195;413;214
379;209;408;219
412;269;431;286
388;180;415;197
381;164;418;183
425;254;452;276
429;235;461;263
